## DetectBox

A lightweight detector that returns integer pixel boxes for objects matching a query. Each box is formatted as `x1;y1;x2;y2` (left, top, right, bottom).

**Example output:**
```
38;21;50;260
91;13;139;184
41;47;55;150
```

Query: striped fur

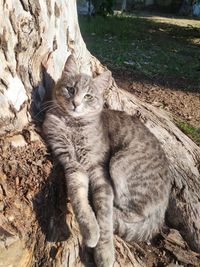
43;56;171;267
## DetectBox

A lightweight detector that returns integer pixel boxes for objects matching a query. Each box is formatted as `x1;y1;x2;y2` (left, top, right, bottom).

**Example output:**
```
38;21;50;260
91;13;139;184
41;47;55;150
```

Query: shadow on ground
79;13;200;93
33;162;70;242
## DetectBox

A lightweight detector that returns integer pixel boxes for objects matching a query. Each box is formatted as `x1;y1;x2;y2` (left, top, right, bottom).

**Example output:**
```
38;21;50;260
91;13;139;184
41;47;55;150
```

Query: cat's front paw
94;240;115;267
82;217;100;248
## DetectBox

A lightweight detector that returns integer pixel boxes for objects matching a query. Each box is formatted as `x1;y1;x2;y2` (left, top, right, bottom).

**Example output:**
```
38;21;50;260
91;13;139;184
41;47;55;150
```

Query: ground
79;11;200;145
114;69;200;145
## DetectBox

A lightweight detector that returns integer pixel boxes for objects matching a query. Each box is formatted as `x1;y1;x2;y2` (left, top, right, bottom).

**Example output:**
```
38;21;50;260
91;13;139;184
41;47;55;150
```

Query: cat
42;55;171;267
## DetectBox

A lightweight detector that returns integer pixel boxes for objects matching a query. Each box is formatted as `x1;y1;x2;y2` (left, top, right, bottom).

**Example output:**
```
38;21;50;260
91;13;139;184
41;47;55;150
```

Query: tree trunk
121;0;127;11
0;1;200;266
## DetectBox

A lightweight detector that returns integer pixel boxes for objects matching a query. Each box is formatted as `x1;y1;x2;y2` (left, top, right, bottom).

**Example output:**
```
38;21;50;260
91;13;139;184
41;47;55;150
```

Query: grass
176;121;200;146
79;13;200;145
79;13;200;89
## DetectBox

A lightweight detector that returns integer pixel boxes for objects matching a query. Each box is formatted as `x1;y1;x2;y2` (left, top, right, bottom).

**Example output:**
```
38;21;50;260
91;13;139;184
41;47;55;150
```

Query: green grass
176;121;200;145
79;13;200;88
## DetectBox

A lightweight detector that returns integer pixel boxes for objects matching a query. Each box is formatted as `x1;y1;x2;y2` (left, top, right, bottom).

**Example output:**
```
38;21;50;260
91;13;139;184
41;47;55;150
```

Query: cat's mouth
67;107;100;118
67;107;85;117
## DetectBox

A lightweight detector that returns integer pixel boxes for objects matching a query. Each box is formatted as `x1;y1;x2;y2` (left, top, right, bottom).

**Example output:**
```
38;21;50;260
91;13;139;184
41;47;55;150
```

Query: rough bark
121;0;127;11
0;0;200;267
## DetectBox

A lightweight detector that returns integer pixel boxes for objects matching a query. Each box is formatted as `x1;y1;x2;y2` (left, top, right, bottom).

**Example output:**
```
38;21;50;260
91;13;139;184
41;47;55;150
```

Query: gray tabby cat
43;55;171;267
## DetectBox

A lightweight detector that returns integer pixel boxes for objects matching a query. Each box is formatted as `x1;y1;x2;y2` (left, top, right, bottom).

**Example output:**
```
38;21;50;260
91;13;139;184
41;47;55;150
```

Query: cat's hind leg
110;151;169;243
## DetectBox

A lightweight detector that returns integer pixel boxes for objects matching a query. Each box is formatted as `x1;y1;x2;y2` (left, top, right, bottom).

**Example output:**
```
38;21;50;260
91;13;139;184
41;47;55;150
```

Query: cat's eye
84;94;93;100
67;87;75;95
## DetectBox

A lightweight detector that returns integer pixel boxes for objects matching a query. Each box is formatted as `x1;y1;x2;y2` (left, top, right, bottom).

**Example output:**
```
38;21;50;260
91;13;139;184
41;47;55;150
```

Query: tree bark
121;0;127;11
0;0;200;267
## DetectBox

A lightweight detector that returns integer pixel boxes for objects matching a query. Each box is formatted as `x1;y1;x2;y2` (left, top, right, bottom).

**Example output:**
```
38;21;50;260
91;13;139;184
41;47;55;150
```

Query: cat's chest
72;124;108;167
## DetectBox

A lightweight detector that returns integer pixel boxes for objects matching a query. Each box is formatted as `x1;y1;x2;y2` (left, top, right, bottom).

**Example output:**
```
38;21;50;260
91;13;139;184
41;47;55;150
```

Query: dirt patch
0;136;73;266
113;69;200;129
0;138;50;241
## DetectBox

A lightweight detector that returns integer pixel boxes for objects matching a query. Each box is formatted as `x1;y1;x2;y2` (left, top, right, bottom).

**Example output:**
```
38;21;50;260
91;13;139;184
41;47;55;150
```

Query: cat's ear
62;55;78;76
93;71;111;93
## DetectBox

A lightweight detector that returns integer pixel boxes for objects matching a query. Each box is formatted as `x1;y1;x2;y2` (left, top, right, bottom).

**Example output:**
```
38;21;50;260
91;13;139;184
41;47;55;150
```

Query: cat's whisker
42;103;59;110
43;100;57;105
39;100;60;110
33;106;51;117
33;103;59;118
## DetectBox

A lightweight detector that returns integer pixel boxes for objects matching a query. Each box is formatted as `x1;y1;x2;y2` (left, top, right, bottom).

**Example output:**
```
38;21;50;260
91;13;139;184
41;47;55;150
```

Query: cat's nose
72;99;81;109
72;100;76;109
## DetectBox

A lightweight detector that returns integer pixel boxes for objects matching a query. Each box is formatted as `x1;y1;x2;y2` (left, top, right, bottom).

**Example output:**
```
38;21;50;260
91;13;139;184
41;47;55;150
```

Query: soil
113;69;200;129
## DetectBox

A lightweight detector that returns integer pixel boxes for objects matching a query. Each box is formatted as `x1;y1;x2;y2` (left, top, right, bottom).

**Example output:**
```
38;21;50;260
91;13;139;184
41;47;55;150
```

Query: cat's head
53;55;111;118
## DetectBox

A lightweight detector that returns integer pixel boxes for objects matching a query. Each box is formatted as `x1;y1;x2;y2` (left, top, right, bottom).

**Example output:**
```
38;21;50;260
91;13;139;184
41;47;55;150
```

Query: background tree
121;0;127;11
0;0;200;266
92;0;115;15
